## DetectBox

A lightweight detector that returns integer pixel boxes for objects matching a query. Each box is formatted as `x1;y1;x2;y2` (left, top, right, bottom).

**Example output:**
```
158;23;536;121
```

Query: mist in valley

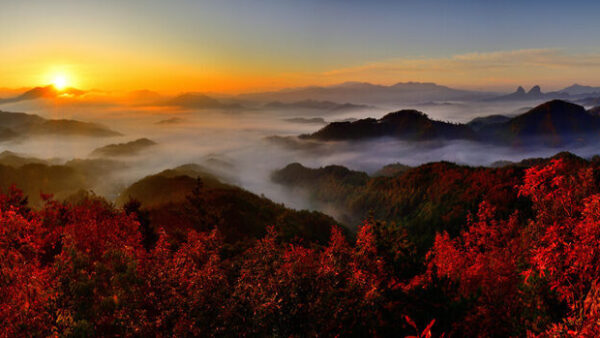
2;92;600;226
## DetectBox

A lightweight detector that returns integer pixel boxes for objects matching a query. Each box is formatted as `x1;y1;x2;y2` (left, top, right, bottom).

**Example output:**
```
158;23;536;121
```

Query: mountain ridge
301;109;478;142
0;85;86;104
0;110;121;141
297;99;600;147
238;81;494;105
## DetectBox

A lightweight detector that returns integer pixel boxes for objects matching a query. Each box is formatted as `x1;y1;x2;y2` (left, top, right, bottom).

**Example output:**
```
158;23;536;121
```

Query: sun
52;75;68;90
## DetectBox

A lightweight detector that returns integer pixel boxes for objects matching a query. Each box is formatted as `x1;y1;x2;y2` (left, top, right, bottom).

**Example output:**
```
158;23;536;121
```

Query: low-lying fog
2;97;599;212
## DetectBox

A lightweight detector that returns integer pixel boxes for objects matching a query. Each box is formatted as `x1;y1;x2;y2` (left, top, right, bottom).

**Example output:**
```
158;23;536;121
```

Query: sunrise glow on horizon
3;0;600;93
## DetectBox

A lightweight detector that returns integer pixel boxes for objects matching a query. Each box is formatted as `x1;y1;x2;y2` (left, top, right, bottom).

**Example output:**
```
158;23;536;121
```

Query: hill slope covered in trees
3;153;600;335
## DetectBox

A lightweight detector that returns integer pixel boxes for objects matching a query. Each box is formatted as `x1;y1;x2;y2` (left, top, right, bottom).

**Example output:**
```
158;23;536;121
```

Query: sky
2;0;600;93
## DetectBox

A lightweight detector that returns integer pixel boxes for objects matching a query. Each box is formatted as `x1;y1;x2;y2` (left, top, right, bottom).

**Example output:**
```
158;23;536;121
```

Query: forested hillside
117;165;341;246
272;158;533;255
3;153;600;335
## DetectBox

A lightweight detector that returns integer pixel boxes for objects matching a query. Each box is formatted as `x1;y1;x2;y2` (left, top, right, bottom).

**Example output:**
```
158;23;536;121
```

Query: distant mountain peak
0;85;86;104
380;109;429;122
298;99;600;148
528;85;542;96
559;83;600;96
0;109;121;141
391;81;437;86
302;109;477;142
91;138;157;157
565;83;588;90
530;99;583;113
480;99;600;147
239;81;491;105
489;84;561;102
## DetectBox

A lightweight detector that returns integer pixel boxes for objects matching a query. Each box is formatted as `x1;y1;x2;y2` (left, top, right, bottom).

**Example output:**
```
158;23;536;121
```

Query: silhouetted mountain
301;109;478;141
90;138;157;157
272;163;369;188
0;151;48;167
16;86;61;100
467;114;511;131
0;110;45;128
29;119;121;137
0;110;121;140
240;81;492;105
0;85;86;104
283;117;326;124
559;84;600;96
155;117;185;125
163;93;242;109
293;100;600;147
488;85;563;101
482;100;600;146
510;85;536;99
528;85;542;96
265;100;370;112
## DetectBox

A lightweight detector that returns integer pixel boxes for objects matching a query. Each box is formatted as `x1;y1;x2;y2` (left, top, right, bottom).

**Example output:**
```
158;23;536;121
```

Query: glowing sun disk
52;75;68;90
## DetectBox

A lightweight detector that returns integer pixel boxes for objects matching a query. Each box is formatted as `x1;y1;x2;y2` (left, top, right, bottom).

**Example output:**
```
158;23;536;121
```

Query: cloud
453;49;600;68
315;48;600;90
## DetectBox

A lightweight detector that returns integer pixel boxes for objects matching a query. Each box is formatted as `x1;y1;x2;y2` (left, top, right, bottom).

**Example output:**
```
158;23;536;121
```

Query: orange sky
3;1;600;94
6;47;600;95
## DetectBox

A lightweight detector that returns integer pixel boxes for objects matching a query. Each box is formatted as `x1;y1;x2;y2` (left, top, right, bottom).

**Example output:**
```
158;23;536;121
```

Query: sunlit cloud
315;49;600;91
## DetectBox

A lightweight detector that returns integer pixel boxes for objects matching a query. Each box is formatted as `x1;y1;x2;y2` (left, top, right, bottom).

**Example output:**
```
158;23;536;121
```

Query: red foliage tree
421;201;531;335
519;159;600;335
0;208;50;335
138;229;228;336
13;156;600;335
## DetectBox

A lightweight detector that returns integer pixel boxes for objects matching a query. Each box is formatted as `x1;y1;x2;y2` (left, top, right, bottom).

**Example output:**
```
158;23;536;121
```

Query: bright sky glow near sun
50;74;68;90
2;0;600;93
